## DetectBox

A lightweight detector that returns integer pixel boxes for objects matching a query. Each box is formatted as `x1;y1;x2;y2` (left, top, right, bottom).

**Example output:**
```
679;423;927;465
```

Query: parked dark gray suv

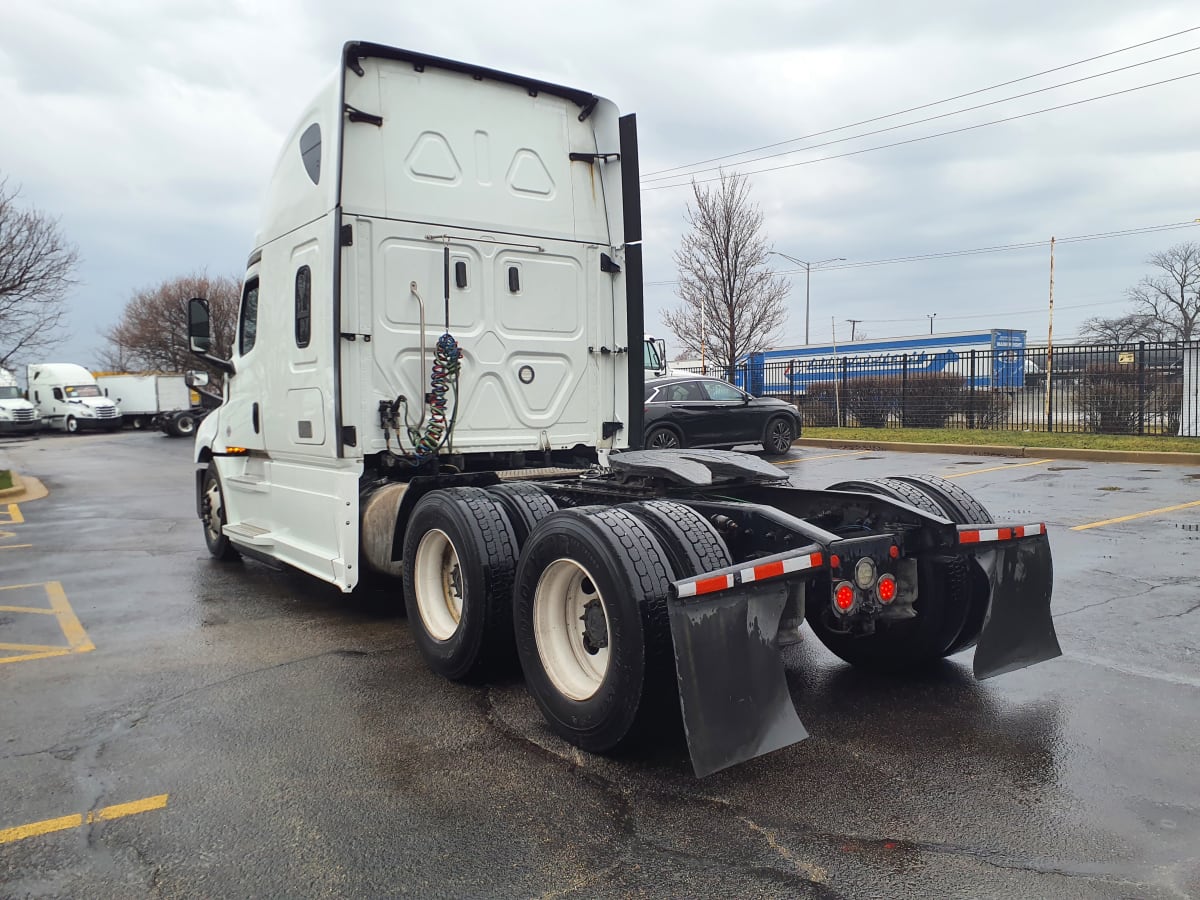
643;375;802;456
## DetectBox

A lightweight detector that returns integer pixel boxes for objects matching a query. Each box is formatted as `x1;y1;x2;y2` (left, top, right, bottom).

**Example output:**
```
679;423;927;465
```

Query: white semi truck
188;42;1060;776
26;363;123;433
0;367;41;434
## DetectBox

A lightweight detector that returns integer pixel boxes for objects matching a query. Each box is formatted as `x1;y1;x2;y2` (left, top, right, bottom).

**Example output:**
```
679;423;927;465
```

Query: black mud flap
667;582;808;777
971;534;1061;679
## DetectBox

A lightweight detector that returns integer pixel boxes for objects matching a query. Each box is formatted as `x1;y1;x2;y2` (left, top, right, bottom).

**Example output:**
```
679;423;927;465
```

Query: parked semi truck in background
187;43;1060;776
27;364;122;433
0;367;41;434
96;373;192;430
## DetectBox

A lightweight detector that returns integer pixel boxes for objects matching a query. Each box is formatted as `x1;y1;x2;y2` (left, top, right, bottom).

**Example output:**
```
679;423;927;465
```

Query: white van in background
26;364;123;433
0;367;41;434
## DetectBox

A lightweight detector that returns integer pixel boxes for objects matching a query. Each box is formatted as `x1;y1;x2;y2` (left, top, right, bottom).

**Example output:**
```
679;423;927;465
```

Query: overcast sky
2;0;1197;367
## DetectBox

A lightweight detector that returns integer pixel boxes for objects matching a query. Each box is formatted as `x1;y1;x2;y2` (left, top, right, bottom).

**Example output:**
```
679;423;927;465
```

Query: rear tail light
833;581;856;614
876;574;897;604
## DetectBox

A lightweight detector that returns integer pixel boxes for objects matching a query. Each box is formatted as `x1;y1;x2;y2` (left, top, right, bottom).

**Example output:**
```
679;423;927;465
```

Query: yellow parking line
0;795;169;846
0;641;71;653
0;649;71;665
775;451;871;466
0;545;33;551
45;582;94;652
1;503;24;525
0;605;57;615
1071;498;1200;532
943;458;1053;479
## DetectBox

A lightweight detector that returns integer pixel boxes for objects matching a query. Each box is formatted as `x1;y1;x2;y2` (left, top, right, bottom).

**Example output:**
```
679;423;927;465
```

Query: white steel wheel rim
533;559;611;701
413;528;464;641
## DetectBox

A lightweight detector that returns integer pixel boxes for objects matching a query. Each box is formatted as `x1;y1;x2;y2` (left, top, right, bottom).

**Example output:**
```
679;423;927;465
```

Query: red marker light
834;582;856;612
889;545;899;559
830;554;841;570
876;574;897;603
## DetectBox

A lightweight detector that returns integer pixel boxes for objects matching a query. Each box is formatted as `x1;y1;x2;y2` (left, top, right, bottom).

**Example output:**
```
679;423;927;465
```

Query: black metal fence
676;341;1200;437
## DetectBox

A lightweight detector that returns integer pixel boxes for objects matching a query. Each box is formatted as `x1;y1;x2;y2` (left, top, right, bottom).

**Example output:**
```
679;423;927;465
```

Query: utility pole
768;252;846;345
1044;236;1055;426
846;319;863;341
927;313;937;335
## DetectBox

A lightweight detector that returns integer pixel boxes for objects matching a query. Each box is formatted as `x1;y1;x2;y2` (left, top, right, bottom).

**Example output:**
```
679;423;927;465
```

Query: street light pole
927;313;937;335
768;251;846;345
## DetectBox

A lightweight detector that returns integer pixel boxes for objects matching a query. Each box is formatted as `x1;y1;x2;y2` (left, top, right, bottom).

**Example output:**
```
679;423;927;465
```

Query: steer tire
513;507;679;755
889;474;994;657
402;487;519;682
486;482;558;548
622;500;730;577
65;416;79;434
201;465;240;561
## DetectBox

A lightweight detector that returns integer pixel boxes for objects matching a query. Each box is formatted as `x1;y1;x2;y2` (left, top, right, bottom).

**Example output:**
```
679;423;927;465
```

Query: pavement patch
0;581;95;665
0;794;168;846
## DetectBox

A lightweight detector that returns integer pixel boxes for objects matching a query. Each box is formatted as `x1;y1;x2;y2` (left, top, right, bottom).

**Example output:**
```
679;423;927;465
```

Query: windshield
66;385;102;398
0;386;21;400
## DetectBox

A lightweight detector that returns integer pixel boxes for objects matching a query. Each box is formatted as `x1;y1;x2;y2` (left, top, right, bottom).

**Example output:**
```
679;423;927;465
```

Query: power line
640;45;1200;185
641;26;1200;179
642;220;1200;286
642;70;1200;192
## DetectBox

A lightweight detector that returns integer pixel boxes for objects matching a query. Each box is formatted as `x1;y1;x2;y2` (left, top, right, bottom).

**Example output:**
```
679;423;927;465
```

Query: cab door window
239;278;260;355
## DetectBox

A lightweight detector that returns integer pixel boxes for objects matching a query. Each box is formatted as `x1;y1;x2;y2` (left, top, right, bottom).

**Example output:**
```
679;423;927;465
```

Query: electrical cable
643;70;1200;191
642;25;1200;179
640;45;1200;184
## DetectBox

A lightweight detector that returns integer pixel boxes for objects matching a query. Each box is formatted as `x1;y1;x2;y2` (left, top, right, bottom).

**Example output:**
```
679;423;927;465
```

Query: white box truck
185;42;1060;776
0;367;41;434
96;373;192;430
26;363;123;433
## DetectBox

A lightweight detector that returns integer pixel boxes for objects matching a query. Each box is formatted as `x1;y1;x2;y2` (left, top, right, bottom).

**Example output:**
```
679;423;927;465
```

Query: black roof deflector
343;42;601;121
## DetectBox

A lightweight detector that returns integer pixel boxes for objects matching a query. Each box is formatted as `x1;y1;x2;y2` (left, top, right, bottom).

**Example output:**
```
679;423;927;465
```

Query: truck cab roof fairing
342;42;600;121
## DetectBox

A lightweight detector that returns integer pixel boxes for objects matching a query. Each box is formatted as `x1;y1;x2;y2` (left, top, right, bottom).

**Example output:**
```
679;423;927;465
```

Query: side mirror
187;297;235;375
186;370;210;388
188;297;211;353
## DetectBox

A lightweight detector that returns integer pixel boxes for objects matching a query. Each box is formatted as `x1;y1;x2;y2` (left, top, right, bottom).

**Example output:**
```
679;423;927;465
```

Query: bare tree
1079;312;1167;345
662;172;789;379
1125;242;1200;341
100;272;240;382
0;177;79;368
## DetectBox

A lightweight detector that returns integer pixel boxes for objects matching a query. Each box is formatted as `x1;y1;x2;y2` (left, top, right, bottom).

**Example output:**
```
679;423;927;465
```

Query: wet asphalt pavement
1;432;1198;898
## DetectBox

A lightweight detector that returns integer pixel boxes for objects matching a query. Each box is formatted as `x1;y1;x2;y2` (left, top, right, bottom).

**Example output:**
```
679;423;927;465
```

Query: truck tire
131;416;145;430
402;487;519;682
486;482;557;548
645;425;683;450
622;500;730;577
65;416;79;434
173;412;197;437
888;475;994;657
806;554;971;673
762;416;796;457
825;478;945;516
201;466;240;561
889;474;993;525
513;507;678;754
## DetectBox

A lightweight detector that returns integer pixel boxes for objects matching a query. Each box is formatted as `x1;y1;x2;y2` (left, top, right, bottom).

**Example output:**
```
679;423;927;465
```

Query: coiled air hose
411;332;461;459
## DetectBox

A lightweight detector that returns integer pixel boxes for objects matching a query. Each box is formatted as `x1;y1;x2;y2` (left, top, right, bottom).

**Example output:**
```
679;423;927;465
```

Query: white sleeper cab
188;42;1061;777
27;363;122;433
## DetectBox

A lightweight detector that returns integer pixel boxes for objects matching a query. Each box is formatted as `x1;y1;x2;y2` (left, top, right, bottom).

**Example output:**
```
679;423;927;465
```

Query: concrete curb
795;437;1200;466
0;472;48;503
